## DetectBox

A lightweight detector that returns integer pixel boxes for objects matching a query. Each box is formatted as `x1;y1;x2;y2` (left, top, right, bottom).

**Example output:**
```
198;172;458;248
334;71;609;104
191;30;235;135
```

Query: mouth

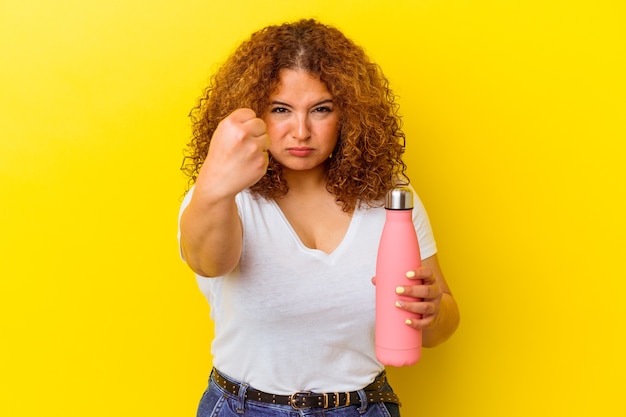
287;147;314;157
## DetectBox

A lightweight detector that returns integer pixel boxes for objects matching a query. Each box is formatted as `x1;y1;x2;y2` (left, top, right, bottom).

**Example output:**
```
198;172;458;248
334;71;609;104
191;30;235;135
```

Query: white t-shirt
178;187;437;394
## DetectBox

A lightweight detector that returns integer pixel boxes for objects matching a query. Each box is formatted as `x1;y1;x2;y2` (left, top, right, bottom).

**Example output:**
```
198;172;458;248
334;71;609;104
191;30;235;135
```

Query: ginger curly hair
182;19;408;211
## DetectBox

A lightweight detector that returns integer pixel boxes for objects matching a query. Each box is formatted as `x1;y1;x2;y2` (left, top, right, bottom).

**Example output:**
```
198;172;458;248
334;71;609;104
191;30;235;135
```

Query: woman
179;19;459;416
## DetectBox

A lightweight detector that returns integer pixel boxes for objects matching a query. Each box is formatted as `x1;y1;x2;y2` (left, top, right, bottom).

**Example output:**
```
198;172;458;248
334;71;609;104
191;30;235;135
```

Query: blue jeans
197;370;402;417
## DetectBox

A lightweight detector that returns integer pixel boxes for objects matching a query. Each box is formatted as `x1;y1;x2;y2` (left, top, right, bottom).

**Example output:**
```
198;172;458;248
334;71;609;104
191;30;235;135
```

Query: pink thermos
375;186;422;366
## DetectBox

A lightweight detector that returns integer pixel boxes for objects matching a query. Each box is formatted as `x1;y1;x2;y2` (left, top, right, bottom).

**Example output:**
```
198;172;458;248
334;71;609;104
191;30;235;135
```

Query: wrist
423;292;460;348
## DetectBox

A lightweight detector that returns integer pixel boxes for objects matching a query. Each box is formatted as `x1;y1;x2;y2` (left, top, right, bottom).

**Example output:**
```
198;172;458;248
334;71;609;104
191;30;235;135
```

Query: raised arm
179;108;270;277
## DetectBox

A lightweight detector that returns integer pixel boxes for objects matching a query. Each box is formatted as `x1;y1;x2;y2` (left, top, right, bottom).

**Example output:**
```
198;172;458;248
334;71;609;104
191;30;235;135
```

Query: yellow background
1;0;624;416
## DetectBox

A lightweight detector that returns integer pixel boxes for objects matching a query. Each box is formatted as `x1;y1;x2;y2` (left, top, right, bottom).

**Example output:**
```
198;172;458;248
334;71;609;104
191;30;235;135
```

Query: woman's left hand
395;266;443;330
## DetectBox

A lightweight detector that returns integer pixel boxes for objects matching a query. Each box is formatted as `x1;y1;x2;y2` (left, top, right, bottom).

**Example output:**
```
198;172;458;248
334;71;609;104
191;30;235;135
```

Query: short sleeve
411;187;438;260
177;186;195;260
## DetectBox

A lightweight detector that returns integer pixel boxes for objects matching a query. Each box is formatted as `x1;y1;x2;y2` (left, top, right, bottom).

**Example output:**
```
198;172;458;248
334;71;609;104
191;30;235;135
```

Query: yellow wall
1;1;624;416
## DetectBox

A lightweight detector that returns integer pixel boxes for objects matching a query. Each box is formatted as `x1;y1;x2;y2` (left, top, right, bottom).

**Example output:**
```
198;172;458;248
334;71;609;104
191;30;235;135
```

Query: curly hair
182;19;408;211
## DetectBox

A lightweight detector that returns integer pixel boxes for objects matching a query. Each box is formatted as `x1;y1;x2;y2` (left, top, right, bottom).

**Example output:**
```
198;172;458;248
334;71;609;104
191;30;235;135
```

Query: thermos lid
385;187;414;209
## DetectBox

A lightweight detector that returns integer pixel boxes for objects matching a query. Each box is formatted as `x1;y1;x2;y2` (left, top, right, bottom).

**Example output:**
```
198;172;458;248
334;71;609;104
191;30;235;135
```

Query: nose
291;113;311;140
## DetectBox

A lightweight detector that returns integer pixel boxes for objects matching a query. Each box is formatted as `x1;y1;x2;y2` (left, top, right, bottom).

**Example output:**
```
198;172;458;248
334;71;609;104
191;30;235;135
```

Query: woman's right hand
180;109;269;277
196;108;270;199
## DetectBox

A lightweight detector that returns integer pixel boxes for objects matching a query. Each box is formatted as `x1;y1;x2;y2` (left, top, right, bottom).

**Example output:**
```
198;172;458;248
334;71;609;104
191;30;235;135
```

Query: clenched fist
196;108;270;199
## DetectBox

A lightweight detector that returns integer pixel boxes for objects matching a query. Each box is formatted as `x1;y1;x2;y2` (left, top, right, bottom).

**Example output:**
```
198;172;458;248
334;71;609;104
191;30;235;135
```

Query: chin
274;156;322;170
280;161;326;173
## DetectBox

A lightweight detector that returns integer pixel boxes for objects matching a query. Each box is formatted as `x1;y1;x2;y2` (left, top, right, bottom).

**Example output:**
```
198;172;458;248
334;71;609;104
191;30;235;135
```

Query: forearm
180;193;242;278
422;292;460;348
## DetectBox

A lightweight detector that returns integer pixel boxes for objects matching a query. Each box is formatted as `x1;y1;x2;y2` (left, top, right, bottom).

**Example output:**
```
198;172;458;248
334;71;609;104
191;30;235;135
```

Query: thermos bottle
375;186;422;366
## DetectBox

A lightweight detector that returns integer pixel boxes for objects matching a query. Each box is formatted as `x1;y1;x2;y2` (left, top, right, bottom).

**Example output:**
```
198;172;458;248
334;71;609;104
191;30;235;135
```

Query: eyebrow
270;99;334;108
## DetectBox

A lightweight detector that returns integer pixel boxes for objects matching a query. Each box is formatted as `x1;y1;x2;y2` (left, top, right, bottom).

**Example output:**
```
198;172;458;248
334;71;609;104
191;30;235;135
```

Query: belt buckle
289;391;312;410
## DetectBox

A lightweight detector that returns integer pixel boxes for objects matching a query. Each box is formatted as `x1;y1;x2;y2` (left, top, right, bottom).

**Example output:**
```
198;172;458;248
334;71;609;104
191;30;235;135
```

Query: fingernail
395;286;405;294
406;271;416;278
405;319;413;325
395;300;404;308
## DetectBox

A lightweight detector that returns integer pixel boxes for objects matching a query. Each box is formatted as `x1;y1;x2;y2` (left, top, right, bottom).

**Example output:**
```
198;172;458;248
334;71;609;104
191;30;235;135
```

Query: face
264;69;339;174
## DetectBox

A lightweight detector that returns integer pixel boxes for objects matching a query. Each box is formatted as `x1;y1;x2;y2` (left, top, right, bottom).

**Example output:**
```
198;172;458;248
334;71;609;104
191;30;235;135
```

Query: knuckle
423;303;433;315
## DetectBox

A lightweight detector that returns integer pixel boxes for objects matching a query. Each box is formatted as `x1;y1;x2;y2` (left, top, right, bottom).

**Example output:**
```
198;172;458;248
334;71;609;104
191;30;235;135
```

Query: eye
313;106;333;113
270;106;289;113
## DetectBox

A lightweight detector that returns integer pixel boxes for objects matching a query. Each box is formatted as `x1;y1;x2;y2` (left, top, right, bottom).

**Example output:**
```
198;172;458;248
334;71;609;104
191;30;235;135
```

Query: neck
282;165;327;193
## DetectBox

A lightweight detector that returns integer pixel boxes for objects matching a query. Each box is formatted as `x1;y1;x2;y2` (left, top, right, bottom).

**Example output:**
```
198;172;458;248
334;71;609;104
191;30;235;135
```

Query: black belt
212;368;401;410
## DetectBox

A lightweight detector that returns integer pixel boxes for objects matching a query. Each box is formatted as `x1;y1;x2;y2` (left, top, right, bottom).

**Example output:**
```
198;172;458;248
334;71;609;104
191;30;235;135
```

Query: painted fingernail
405;319;413;325
406;271;416;278
395;286;405;294
395;300;404;308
